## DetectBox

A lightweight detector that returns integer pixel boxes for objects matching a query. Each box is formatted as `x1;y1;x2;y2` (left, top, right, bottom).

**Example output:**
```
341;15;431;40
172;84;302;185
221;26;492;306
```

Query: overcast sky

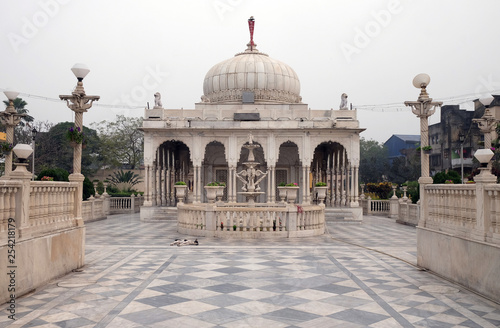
1;0;499;142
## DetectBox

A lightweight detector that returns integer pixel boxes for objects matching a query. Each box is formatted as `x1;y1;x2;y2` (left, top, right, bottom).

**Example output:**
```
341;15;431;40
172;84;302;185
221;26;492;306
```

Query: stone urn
216;186;225;201
315;186;328;204
277;187;287;203
174;185;188;204
285;186;299;204
204;186;219;203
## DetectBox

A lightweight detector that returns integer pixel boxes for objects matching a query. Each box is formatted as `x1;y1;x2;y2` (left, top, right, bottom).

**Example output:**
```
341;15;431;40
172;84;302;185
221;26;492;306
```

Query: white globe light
13;144;33;160
71;63;90;80
4;89;19;101
474;148;494;164
479;96;494;107
412;73;431;89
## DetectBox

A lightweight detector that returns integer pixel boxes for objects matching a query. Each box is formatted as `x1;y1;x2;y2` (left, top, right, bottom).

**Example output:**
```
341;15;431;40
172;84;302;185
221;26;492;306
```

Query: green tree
359;138;389;183
433;170;461;184
35;122;101;176
387;148;421;185
92;115;143;169
2;97;35;144
2;97;34;127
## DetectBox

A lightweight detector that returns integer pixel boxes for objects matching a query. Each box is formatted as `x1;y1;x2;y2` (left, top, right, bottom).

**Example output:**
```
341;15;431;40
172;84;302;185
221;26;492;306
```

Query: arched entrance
155;140;191;206
312;141;354;207
203;141;228;201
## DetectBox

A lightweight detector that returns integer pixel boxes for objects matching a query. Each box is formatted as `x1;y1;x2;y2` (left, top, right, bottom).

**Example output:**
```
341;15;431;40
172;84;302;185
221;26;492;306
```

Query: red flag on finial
248;16;255;50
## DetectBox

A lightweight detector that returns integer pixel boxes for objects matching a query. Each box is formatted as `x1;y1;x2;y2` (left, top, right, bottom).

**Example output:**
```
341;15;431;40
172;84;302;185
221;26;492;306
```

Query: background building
428;103;485;176
384;134;420;163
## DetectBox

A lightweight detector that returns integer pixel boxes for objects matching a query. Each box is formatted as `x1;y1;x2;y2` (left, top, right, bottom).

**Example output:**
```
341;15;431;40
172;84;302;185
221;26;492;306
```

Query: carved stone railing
361;198;390;216
396;200;419;226
0;180;23;245
484;184;500;244
425;185;477;239
177;203;325;238
109;194;144;214
28;181;79;237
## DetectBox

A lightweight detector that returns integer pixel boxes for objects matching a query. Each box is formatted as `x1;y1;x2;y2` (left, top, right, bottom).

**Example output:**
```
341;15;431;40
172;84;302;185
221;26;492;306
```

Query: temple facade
140;19;364;221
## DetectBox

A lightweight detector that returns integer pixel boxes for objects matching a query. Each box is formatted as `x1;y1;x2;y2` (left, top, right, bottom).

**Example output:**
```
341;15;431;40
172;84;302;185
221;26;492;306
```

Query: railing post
287;205;297;237
474;170;497;241
366;196;372;214
103;194;110;215
130;194;135;213
8;166;33;239
389;196;399;219
205;204;216;236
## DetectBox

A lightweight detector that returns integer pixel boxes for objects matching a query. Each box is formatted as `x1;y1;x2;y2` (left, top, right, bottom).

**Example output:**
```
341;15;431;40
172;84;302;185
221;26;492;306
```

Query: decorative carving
202;88;301;104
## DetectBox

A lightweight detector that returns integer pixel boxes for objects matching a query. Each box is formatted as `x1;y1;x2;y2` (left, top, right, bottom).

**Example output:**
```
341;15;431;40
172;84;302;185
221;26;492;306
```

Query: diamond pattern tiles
0;214;499;328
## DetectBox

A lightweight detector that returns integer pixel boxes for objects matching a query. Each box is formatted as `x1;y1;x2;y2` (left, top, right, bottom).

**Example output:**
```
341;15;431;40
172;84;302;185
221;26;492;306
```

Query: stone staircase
325;208;362;223
145;207;178;221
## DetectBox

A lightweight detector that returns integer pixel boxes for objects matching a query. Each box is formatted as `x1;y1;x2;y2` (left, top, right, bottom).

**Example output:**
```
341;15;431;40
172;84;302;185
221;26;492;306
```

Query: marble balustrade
177;203;325;238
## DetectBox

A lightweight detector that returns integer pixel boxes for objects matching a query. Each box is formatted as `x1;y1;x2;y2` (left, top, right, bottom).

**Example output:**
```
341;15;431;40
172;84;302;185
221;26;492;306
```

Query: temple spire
248;16;255;50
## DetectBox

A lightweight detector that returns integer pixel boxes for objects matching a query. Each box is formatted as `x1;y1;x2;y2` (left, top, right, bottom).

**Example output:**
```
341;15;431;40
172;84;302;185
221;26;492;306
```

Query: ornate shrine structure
140;18;364;225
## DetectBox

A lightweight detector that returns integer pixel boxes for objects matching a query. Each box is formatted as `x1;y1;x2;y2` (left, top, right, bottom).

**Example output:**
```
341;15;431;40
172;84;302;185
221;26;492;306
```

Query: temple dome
202;43;301;104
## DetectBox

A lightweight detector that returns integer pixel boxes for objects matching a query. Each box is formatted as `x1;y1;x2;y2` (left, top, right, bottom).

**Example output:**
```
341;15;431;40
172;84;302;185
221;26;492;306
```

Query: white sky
1;0;499;143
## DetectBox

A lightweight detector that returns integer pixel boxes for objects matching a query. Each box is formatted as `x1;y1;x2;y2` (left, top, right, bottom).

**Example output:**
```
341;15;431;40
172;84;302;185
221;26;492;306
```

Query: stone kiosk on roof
141;18;365;236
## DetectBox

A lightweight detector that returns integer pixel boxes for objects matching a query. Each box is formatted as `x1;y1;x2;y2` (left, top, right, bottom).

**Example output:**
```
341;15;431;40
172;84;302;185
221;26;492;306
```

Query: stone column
151;163;157;206
405;84;441;227
354;165;359;205
59;76;99;223
473;168;497;240
0;97;24;177
9;164;34;239
144;165;151;206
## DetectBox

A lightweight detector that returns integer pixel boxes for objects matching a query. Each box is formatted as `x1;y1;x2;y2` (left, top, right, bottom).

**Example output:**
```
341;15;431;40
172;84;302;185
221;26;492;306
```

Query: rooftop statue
154;92;163;108
339;93;348;110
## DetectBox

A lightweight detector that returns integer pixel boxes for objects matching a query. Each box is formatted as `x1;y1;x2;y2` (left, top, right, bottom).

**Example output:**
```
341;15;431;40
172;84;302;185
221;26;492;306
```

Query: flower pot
216;186;225;201
285;186;299;204
174;185;187;204
315;186;328;204
277;186;287;203
204;186;219;203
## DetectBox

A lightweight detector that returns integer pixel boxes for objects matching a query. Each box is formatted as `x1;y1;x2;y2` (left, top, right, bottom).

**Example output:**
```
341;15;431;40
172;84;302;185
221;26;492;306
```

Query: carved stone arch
277;140;300;166
200;138;229;163
275;137;303;163
157;139;192;161
236;135;268;160
310;137;352;164
204;141;228;166
154;136;193;157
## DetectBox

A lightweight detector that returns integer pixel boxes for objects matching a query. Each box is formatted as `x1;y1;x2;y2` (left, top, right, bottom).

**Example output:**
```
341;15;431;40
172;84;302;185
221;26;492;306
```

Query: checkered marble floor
1;214;500;327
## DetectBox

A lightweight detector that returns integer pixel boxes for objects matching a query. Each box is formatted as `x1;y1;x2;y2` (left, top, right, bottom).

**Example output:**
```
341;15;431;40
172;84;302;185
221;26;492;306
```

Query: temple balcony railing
177;203;325;238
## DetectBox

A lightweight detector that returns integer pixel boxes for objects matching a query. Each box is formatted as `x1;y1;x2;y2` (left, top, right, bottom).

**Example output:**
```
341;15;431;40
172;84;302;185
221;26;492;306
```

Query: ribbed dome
202;44;301;104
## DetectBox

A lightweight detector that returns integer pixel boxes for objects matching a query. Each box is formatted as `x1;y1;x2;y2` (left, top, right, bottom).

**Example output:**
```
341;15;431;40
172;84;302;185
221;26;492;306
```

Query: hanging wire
2;87;499;112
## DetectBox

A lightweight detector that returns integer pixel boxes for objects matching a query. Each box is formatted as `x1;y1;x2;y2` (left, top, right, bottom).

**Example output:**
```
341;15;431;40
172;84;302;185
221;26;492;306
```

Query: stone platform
1;214;500;327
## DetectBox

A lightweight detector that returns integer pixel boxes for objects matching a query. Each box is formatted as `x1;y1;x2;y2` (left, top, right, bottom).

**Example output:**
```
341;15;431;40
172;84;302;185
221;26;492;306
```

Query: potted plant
174;181;187;204
0;142;13;154
277;182;287;203
204;182;220;203
233;224;237;231
66;126;85;147
422;145;432;154
314;182;328;204
216;182;225;201
285;183;299;204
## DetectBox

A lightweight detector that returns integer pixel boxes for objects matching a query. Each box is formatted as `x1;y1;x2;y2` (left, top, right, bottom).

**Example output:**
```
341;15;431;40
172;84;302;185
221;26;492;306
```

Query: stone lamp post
404;73;442;227
59;63;100;221
0;90;26;177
